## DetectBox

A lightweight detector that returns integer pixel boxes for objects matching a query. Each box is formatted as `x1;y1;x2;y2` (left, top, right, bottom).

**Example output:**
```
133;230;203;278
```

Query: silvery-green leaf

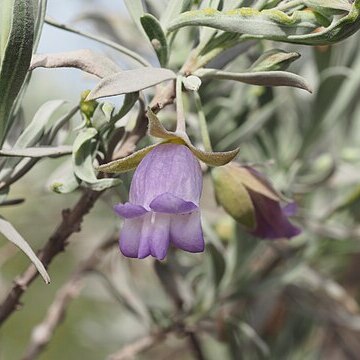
124;0;146;36
92;102;114;130
111;92;139;124
13;100;66;148
167;5;360;45
48;159;80;194
0;145;72;158
0;100;66;182
217;100;281;149
44;105;79;143
33;0;47;49
73;128;120;190
160;0;192;27
0;0;35;145
30;49;121;78
87;68;176;100
167;7;328;37
250;49;301;72
194;68;312;92
198;0;222;47
51;176;80;194
0;198;24;206
304;0;351;16
0;216;50;284
0;0;14;60
140;14;168;67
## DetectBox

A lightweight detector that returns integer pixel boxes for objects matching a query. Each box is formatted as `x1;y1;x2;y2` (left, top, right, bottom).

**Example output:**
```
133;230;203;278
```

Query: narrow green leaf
0;100;66;182
160;0;191;27
72;128;121;190
194;68;312;92
168;3;360;45
33;0;47;49
304;0;351;16
124;0;146;36
111;92;139;125
0;0;35;145
48;159;80;194
30;49;121;78
87;68;176;100
0;0;14;61
168;7;328;36
0;145;72;158
92;102;114;130
140;14;168;67
14;100;66;148
250;49;301;72
0;216;50;284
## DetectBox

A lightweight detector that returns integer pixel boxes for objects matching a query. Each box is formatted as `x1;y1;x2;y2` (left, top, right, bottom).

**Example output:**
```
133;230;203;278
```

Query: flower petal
130;143;202;208
148;214;171;260
119;217;143;258
249;191;301;239
170;211;204;253
114;203;148;219
150;193;198;214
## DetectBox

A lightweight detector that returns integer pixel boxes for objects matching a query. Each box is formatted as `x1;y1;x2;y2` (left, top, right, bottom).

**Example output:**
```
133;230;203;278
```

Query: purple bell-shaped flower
114;143;204;260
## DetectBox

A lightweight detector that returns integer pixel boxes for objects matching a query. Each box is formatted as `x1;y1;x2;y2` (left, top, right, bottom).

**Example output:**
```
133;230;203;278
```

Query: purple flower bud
212;163;301;240
114;143;204;260
248;191;301;239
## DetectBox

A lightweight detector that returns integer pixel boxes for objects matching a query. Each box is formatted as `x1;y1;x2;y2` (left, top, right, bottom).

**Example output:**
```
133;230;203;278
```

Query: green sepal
147;108;240;166
97;143;159;173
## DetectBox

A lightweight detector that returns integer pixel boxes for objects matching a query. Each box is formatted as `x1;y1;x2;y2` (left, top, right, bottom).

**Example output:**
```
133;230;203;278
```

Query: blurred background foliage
1;0;360;359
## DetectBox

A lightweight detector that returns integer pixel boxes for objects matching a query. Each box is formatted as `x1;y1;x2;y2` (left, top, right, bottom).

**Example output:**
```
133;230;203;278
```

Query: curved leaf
73;128;121;190
87;68;176;100
0;0;35;145
168;3;360;45
30;49;121;78
0;216;50;284
0;145;72;158
140;14;168;67
194;68;312;93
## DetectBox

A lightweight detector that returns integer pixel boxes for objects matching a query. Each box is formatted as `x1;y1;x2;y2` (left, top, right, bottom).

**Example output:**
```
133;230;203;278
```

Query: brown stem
108;330;170;360
187;332;206;360
21;236;117;360
0;188;102;326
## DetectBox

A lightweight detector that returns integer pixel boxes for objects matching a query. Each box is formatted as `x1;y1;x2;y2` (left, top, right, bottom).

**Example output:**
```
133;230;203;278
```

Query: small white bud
183;75;202;91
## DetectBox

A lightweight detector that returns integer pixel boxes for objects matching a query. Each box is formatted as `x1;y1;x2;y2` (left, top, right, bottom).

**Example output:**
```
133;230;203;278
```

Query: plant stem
176;75;187;133
194;92;213;152
45;17;151;67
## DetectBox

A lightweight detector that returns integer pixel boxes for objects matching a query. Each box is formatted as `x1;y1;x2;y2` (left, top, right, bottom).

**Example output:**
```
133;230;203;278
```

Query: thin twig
45;17;151;67
21;236;117;360
187;332;206;360
108;330;170;360
0;188;103;326
175;75;186;133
